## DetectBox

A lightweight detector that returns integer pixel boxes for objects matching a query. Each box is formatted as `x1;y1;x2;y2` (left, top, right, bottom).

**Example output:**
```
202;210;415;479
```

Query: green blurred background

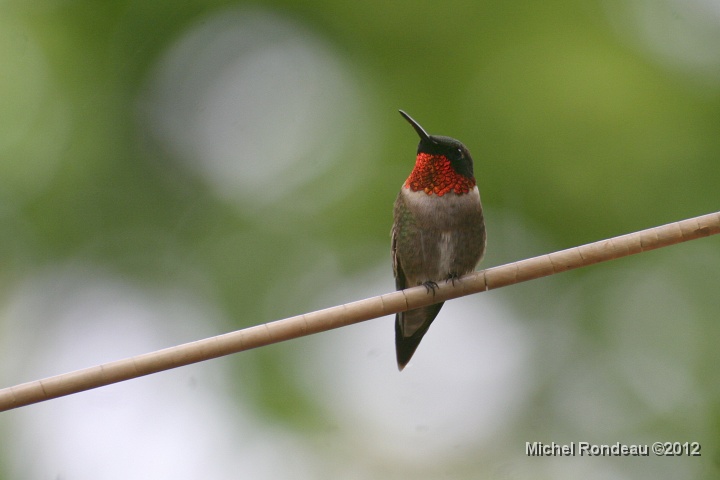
1;0;719;478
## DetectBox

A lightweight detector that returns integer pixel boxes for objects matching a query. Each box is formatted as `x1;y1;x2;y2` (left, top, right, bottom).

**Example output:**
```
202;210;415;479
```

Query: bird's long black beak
399;110;430;141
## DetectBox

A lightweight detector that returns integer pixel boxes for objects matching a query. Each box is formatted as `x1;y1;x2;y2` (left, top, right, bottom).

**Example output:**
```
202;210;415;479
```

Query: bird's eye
457;148;463;157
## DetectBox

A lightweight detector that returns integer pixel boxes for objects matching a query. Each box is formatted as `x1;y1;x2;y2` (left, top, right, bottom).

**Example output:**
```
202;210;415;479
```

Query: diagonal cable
1;211;718;412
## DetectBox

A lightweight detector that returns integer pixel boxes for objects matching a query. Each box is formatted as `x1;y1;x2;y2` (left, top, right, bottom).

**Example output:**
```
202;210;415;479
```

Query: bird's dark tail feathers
395;302;444;370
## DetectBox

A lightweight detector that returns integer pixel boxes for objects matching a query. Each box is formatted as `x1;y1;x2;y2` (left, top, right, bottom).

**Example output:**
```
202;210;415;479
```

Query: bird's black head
399;110;475;179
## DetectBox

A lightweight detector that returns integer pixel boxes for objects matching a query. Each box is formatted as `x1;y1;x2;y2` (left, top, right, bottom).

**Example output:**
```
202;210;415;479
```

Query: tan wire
1;211;718;412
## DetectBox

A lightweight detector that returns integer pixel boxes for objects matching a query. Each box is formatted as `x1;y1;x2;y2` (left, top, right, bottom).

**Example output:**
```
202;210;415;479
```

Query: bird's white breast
399;186;482;230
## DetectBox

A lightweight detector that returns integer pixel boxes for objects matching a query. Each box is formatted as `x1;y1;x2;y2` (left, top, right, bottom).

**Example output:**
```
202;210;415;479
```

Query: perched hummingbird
392;110;486;370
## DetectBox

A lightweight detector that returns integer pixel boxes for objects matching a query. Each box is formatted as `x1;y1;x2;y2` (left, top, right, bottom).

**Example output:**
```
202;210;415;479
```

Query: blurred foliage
1;0;719;478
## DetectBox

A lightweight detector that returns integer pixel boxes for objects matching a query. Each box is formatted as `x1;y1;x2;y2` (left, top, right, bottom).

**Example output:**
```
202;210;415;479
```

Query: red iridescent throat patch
404;153;475;196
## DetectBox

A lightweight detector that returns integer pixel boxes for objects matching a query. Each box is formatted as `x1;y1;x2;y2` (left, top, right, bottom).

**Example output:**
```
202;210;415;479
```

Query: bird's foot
445;272;460;286
421;280;439;296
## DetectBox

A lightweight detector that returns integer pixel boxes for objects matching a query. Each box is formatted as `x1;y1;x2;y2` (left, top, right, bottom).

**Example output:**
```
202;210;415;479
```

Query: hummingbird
392;110;486;370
